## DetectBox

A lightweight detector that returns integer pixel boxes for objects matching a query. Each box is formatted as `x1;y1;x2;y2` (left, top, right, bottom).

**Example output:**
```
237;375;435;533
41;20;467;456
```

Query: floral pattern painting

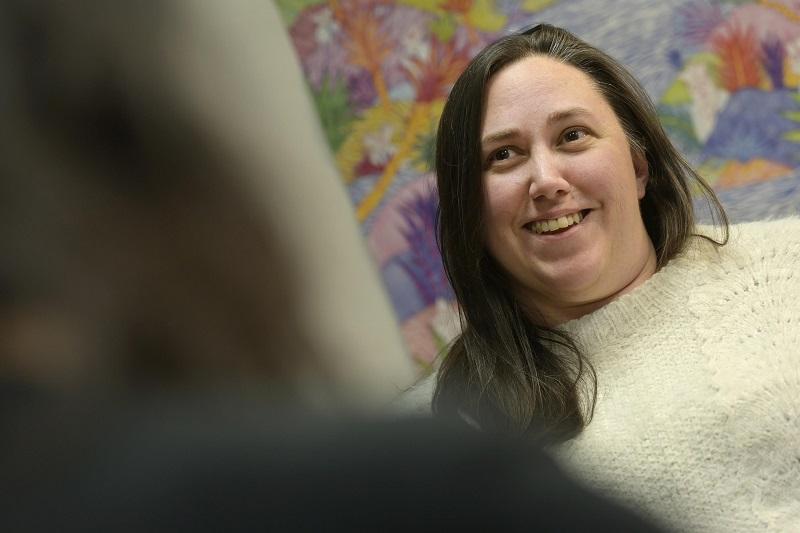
274;0;800;374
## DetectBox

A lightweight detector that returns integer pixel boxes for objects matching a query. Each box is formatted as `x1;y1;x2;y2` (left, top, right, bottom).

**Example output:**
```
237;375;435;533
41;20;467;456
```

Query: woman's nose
527;154;572;201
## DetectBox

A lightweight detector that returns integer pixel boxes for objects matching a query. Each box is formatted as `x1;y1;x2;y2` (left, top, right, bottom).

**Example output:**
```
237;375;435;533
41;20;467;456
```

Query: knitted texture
554;217;800;532
393;218;800;531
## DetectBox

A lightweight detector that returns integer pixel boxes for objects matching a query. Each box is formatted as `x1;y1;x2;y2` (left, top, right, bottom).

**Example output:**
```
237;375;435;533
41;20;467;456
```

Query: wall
275;0;800;377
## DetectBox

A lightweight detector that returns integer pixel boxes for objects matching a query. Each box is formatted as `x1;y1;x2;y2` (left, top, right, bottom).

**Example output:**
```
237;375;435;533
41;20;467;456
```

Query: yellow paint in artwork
430;15;457;41
357;102;434;221
336;102;409;184
697;160;726;187
409;100;445;172
465;0;507;32
329;0;393;110
759;0;800;23
759;73;773;91
784;130;800;142
715;158;793;188
683;52;724;88
398;0;442;11
661;79;692;105
521;0;555;12
784;57;800;88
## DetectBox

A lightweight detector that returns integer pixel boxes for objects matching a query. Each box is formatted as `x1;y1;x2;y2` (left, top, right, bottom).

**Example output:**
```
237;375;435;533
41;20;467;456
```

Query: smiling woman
396;23;800;532
431;24;727;440
480;55;656;324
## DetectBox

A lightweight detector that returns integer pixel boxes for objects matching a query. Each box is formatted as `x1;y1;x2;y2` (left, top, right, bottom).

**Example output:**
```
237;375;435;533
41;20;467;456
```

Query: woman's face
480;55;656;324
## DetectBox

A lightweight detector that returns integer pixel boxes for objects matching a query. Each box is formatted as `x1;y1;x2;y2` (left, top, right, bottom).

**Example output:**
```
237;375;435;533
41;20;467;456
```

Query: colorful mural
274;0;800;374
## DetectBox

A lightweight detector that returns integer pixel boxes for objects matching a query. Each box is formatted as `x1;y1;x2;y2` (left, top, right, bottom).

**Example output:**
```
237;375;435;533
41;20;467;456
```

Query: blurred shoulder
385;372;436;417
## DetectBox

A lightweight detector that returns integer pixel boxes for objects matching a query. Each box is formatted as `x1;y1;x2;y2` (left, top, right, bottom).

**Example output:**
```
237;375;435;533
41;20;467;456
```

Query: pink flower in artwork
401;37;472;103
721;3;800;43
363;124;397;166
311;8;340;44
355;124;397;175
375;5;437;90
289;4;355;89
675;0;725;46
402;25;431;64
347;69;378;109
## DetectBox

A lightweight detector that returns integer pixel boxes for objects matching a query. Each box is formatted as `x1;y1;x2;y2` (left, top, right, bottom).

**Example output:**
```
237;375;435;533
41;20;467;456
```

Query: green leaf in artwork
657;103;701;156
661;79;692;106
313;76;356;152
413;128;436;173
467;0;507;32
521;0;557;12
273;0;326;26
783;111;800;123
430;14;456;42
782;130;800;143
398;0;443;12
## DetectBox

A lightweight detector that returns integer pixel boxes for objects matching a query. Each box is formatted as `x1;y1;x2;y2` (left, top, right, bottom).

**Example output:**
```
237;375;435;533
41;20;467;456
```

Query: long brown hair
433;24;728;440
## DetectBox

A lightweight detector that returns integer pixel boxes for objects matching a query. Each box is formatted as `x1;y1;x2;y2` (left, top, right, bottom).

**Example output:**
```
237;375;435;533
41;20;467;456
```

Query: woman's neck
526;243;658;327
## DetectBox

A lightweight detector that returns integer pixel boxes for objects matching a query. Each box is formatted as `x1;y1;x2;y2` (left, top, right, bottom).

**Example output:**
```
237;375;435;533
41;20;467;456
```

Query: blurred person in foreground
0;2;660;532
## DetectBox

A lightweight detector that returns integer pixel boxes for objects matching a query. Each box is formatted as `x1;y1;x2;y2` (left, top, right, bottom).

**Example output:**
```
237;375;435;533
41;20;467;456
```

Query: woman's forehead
487;56;599;102
481;56;613;132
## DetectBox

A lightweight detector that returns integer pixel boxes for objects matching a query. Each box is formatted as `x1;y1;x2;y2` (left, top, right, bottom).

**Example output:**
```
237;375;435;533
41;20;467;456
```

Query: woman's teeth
531;211;584;234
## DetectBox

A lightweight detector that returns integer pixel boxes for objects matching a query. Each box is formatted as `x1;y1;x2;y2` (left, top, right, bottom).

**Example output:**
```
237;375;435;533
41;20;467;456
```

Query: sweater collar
557;234;715;352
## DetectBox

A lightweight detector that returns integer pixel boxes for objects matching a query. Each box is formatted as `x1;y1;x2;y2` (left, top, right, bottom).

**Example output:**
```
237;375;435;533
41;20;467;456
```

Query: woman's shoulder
693;216;800;264
728;216;800;246
385;372;437;417
677;218;800;311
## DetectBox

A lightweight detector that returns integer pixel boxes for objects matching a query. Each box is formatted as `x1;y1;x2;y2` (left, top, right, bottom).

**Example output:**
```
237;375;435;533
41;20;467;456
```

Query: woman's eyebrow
481;128;518;147
481;107;594;147
546;106;593;125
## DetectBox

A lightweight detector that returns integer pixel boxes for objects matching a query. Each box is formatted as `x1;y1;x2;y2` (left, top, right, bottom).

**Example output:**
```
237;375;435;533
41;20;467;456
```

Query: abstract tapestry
274;0;800;373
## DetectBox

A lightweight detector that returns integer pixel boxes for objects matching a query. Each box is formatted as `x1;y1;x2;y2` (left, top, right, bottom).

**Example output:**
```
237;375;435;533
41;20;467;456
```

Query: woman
403;24;800;531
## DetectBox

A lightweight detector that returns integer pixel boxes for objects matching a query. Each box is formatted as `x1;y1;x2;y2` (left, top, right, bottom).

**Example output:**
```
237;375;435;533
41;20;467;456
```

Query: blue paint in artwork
396;189;453;307
703;89;800;167
674;0;725;47
382;189;454;321
761;38;786;90
531;0;695;99
668;49;683;70
697;171;800;223
382;256;429;321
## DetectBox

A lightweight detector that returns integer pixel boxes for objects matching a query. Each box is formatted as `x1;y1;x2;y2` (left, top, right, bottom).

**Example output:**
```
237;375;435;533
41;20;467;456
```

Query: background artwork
275;0;800;375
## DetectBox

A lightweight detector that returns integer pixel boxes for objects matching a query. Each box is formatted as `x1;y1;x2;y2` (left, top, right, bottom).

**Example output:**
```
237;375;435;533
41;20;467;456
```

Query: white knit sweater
552;217;800;532
395;218;800;532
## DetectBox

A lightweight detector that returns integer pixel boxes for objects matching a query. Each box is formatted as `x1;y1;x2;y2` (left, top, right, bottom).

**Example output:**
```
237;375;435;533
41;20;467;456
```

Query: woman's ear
633;150;649;199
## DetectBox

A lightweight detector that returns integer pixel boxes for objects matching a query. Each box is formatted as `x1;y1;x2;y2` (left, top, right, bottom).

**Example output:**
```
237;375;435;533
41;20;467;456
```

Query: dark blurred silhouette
3;398;663;532
0;0;321;397
0;1;662;531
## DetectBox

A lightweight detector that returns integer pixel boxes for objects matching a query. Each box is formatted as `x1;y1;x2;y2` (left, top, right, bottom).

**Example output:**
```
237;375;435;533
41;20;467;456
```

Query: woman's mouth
526;209;590;235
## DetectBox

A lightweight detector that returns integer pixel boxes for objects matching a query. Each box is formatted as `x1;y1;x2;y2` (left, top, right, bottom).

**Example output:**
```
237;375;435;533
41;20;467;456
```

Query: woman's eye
483;147;518;170
563;128;587;143
493;148;511;161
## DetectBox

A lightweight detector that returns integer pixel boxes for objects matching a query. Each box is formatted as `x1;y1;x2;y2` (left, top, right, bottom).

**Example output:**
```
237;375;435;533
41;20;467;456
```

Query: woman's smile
524;209;590;236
